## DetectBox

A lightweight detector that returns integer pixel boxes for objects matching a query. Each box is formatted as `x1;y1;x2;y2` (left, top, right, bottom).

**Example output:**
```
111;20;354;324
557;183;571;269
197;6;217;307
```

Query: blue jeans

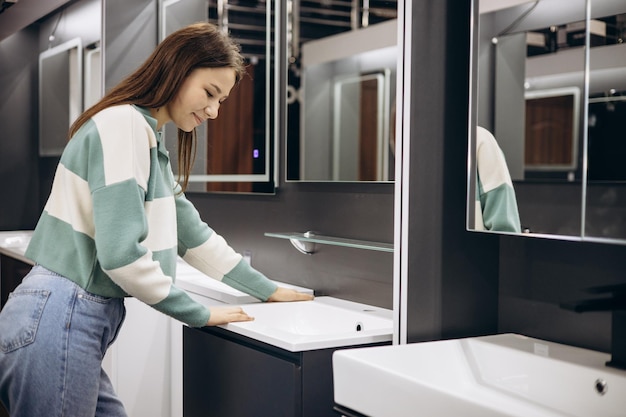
0;265;127;417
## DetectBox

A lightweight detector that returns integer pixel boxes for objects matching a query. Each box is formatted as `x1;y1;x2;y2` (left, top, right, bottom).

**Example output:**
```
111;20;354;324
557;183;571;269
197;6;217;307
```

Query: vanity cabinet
105;297;175;417
183;326;388;417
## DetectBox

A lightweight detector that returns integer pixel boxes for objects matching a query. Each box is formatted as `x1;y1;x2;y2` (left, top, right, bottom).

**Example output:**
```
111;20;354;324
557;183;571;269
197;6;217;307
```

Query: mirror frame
159;0;279;191
283;3;398;184
39;37;83;157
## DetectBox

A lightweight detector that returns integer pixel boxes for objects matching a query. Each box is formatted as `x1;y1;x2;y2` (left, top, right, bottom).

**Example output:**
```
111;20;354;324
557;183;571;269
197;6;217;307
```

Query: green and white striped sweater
26;104;277;327
475;126;521;233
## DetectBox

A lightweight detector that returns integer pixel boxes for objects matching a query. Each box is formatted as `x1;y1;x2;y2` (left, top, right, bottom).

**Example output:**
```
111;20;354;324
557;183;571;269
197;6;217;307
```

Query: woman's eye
205;90;213;98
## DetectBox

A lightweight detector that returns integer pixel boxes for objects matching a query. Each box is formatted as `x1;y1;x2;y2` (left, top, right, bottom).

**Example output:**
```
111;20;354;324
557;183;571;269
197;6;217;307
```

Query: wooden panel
525;95;574;166
205;64;256;193
359;78;379;181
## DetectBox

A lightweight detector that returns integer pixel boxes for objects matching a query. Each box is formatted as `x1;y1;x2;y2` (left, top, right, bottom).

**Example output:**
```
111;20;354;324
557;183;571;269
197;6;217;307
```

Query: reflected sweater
26;105;277;327
475;126;522;233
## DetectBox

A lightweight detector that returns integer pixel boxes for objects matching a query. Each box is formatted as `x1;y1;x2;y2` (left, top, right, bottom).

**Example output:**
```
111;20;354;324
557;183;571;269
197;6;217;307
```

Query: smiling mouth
193;113;204;125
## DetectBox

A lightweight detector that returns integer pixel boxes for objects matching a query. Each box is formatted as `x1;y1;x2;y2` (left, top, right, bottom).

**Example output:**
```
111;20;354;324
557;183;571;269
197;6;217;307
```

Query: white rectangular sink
221;297;393;351
333;333;626;417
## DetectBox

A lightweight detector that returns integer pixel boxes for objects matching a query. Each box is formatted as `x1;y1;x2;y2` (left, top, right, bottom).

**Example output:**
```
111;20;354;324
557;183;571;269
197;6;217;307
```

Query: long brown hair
70;22;246;192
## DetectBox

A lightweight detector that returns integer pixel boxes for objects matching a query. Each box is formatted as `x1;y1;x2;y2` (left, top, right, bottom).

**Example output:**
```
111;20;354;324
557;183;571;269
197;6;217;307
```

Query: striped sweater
475;126;522;233
25;105;277;327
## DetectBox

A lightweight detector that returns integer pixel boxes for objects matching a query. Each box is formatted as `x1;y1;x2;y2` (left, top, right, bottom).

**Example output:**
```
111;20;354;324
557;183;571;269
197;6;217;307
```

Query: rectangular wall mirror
584;0;626;242
39;37;83;156
285;0;398;183
160;0;277;193
469;0;626;243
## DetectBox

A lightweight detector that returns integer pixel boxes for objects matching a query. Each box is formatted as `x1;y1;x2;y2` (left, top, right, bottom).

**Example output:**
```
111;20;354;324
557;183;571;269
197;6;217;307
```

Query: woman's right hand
206;305;254;326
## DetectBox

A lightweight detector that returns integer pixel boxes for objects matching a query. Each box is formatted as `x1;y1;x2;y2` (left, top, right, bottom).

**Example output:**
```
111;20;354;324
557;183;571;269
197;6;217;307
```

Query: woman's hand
206;306;254;326
267;287;314;302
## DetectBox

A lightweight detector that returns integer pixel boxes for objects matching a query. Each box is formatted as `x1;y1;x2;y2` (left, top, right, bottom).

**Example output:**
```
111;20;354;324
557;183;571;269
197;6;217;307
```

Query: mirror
469;0;588;237
39;38;83;156
84;44;102;109
470;0;626;242
285;0;398;182
584;0;626;242
160;0;277;193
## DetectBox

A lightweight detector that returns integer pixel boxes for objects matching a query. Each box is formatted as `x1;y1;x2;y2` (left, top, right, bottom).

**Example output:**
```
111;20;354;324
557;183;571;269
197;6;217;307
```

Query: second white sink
333;333;626;417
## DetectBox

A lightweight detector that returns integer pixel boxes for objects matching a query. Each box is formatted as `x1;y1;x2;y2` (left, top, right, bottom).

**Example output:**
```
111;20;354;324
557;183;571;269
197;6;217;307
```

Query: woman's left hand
267;287;314;302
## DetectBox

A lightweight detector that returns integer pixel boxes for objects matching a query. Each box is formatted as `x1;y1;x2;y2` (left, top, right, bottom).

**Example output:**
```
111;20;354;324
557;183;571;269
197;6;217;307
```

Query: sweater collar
132;105;169;155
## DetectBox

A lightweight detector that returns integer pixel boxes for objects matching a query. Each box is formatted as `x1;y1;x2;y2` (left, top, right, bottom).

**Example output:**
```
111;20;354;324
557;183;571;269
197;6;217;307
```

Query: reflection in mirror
285;1;398;182
584;1;626;241
469;0;588;237
160;0;276;193
524;87;580;173
39;38;83;156
332;70;391;181
474;126;522;233
84;45;102;109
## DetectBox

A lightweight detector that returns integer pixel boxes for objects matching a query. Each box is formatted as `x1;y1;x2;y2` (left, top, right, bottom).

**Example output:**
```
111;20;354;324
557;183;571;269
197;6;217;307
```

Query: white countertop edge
0;231;35;266
220;327;393;352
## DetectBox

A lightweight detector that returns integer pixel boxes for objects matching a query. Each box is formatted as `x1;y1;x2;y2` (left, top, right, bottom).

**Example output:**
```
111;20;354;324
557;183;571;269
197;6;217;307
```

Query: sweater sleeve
174;188;278;301
476;127;522;233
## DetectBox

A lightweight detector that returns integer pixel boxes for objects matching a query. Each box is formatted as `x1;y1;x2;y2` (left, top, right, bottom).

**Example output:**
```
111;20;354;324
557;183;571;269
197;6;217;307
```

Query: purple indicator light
253;149;259;159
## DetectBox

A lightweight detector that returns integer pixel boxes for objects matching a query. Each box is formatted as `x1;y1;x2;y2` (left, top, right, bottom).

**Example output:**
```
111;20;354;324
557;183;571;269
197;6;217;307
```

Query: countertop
0;231;391;352
0;230;34;265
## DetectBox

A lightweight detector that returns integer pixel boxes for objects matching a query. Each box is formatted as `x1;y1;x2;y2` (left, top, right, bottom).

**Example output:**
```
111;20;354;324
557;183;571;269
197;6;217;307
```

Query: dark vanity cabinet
183;326;388;417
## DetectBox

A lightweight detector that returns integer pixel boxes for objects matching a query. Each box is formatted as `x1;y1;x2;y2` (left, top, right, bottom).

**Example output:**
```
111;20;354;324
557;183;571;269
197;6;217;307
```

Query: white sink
222;297;393;351
333;333;626;417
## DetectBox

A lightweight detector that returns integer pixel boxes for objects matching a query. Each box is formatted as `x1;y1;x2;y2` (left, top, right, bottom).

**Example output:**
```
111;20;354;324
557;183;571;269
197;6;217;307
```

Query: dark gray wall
186;183;394;306
0;0;101;230
0;28;40;230
498;235;624;353
104;0;157;90
401;0;500;343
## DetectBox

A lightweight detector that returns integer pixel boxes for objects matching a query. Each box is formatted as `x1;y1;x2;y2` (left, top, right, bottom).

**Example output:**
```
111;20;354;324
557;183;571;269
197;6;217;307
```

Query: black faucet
561;283;626;370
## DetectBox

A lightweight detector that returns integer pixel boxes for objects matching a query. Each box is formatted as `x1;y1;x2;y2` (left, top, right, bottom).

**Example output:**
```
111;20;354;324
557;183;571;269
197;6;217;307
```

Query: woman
0;22;312;416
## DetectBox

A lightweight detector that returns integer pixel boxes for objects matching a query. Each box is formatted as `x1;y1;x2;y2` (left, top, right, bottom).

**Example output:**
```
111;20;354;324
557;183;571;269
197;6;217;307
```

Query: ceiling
0;0;73;42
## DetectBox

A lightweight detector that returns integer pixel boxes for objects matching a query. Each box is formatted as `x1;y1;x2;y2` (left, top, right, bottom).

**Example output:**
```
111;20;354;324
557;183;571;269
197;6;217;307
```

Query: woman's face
164;66;236;132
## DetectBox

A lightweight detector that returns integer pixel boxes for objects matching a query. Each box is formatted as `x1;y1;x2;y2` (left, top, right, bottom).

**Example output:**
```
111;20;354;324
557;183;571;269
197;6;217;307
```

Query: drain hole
356;322;364;332
595;378;608;396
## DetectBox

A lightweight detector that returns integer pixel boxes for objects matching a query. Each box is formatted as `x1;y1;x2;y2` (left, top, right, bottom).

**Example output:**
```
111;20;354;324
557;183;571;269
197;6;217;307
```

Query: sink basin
222;297;393;351
333;333;626;417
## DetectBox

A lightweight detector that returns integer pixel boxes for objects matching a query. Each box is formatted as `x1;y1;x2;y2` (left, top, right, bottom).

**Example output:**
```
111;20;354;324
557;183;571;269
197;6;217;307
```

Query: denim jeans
0;265;127;417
